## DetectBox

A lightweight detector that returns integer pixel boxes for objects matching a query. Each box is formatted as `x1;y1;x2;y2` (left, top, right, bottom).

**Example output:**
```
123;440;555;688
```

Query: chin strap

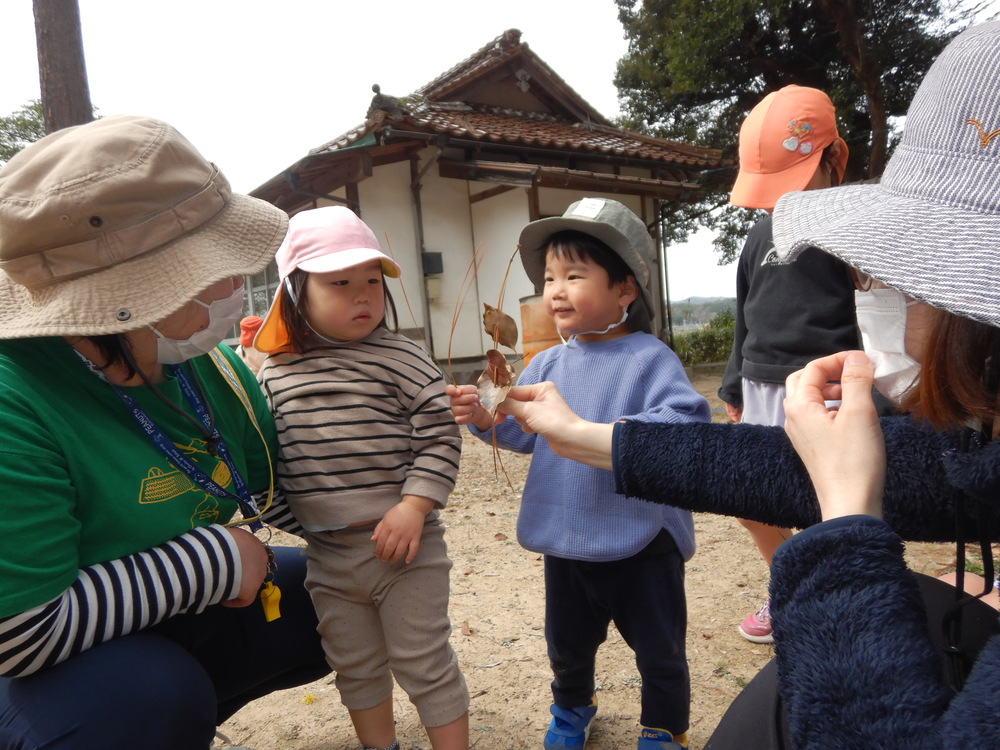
558;307;629;343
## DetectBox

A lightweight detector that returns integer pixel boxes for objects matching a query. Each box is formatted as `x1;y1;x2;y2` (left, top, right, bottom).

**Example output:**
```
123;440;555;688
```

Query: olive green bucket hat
518;198;657;334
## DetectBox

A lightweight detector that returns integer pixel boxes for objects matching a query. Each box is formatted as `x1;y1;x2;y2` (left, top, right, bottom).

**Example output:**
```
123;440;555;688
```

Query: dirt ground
218;364;957;750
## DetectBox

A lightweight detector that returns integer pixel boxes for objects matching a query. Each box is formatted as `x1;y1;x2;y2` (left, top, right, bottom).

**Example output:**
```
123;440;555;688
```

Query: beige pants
302;520;469;727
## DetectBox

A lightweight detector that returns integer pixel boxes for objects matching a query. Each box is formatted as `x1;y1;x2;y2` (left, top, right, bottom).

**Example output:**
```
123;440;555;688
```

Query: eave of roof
249;29;725;201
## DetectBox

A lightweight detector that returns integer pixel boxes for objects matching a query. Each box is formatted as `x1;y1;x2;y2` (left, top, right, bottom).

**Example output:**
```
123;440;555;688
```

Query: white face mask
854;287;921;402
149;285;245;364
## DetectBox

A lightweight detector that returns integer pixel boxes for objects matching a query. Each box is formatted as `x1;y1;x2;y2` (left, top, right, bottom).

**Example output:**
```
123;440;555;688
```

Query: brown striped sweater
257;328;461;531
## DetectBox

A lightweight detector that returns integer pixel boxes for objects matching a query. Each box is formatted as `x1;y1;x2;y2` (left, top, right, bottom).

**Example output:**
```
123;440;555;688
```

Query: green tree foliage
705;309;736;330
0;100;46;165
675;308;736;367
615;0;985;262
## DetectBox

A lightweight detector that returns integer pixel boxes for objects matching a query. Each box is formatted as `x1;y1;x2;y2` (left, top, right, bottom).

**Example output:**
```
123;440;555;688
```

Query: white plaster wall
418;159;482;367
353;161;425;334
468;188;534;357
307;163;665;370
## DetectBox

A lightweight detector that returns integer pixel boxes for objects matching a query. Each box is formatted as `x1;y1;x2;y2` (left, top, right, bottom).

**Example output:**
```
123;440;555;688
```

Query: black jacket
719;216;859;406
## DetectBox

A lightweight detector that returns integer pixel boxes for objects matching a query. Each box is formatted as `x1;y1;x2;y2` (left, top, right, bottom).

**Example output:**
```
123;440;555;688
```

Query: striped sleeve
259;488;305;537
0;525;240;677
405;379;462;504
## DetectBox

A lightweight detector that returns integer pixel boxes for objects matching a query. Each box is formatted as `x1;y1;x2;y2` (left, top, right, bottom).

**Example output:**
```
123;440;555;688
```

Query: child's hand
372;495;434;563
445;383;493;431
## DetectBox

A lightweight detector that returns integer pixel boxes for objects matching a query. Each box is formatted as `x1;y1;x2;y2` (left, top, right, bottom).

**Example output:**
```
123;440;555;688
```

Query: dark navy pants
544;530;689;734
0;547;328;750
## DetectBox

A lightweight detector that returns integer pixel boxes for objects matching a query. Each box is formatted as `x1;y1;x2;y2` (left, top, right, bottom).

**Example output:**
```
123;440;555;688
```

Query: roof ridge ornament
366;84;412;121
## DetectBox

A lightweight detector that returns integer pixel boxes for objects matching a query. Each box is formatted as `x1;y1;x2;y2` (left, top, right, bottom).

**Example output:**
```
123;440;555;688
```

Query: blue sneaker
543;700;598;749
637;726;687;749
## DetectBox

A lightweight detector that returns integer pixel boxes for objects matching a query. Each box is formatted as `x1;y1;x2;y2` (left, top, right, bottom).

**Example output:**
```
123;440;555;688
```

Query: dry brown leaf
482;303;518;350
461;621;473;636
494;532;508;541
476;349;515;415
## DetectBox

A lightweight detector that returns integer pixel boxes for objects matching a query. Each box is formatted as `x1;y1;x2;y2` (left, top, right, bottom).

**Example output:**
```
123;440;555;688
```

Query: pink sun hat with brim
730;85;849;211
254;206;401;352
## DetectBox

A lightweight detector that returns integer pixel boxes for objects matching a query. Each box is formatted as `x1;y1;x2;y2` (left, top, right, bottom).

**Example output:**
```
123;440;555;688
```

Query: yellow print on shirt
137;439;233;526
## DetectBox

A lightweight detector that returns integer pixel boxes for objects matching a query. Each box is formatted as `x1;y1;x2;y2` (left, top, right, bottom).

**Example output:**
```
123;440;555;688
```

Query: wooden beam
469;184;516;204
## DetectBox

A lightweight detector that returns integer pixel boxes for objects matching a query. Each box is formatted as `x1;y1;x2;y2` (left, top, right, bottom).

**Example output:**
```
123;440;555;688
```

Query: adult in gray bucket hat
478;21;1000;749
0;115;329;750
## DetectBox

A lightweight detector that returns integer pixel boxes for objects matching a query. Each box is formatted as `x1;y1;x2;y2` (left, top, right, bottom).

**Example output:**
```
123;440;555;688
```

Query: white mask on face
149;285;245;364
854;287;921;402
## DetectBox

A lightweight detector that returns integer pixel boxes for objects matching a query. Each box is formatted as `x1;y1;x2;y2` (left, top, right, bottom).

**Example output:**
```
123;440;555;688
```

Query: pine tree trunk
33;0;93;134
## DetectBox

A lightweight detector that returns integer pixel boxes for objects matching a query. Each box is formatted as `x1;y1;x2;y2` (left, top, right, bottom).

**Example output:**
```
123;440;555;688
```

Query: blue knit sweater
471;332;710;562
614;417;1000;748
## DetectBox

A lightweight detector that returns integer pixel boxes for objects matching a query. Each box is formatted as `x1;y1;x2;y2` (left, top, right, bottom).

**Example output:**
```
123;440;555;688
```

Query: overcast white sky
2;2;738;299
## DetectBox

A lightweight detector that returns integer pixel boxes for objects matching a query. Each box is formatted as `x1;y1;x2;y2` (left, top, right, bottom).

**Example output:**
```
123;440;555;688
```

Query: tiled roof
312;102;718;168
306;29;720;169
414;29;611;126
254;29;723;200
417;29;527;99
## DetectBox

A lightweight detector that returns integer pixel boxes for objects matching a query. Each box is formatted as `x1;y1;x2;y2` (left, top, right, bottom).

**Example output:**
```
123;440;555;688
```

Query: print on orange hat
784;119;815;155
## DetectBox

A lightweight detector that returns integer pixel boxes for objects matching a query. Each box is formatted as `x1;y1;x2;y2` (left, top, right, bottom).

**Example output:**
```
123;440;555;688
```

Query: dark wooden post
33;0;93;133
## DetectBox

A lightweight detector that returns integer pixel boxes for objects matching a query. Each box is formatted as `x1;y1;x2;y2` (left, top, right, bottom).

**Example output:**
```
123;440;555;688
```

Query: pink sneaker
738;599;773;643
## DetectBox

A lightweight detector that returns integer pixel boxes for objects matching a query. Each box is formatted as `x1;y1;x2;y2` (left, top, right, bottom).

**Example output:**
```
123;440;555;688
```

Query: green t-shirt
0;338;276;618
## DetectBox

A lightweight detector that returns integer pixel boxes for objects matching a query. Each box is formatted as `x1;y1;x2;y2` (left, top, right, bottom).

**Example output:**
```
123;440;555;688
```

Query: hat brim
729;148;825;210
772;182;1000;327
0;193;287;339
297;248;401;278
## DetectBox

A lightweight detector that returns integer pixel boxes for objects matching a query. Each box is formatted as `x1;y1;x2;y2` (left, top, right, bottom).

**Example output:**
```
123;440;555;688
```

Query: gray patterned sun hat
771;21;1000;328
518;198;657;334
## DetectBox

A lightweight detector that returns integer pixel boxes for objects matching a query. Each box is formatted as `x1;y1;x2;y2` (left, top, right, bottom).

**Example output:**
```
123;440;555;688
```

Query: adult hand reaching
783;351;886;521
498;382;615;470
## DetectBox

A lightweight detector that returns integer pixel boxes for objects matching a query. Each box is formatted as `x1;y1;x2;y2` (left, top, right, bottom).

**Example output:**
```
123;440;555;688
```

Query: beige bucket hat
0;114;288;339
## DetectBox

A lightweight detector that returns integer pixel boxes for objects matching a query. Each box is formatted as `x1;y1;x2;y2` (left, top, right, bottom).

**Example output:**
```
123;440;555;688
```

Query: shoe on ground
543;699;598;749
738;598;773;644
637;726;688;749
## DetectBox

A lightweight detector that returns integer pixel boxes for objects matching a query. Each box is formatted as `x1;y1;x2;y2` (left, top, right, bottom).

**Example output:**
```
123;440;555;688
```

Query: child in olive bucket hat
448;197;710;750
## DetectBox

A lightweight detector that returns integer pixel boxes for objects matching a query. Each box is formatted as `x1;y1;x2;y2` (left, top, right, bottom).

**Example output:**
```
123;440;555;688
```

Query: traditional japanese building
250;29;723;376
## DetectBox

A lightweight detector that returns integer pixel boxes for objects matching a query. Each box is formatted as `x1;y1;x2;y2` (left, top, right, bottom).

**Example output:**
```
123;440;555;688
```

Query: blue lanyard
101;361;263;532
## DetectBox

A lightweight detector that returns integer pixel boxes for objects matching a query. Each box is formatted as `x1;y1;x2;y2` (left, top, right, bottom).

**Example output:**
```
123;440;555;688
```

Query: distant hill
668;296;736;329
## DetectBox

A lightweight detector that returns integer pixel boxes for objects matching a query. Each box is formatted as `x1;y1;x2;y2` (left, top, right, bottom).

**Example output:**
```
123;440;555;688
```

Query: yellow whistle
260;581;282;622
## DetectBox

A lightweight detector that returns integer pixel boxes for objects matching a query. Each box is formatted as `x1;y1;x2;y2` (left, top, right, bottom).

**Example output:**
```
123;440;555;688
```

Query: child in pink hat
255;206;468;750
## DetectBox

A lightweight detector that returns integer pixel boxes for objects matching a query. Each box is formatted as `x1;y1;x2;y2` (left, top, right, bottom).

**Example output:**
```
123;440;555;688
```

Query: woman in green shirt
0;115;327;750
